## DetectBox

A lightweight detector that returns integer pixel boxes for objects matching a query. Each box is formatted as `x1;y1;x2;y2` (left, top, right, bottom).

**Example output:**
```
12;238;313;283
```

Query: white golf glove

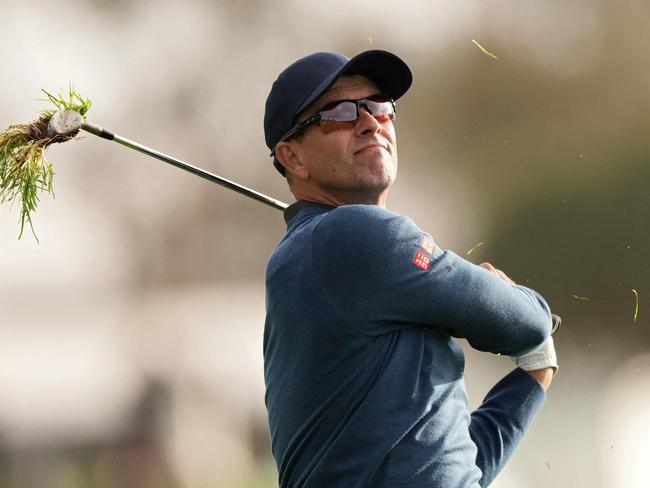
511;336;558;375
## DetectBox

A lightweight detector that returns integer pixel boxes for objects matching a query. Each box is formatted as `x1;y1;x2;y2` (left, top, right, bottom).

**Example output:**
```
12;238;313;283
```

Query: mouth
354;143;389;155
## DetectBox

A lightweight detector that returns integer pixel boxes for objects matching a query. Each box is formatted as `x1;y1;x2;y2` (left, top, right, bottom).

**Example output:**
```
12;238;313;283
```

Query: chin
369;162;396;188
355;174;394;200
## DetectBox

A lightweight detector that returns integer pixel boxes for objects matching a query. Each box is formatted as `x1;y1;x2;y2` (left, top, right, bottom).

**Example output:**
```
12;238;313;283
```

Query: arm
479;262;559;391
312;205;553;355
469;367;547;487
468;264;558;484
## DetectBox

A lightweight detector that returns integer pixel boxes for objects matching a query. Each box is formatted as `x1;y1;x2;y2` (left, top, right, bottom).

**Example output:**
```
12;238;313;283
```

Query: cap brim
294;49;412;118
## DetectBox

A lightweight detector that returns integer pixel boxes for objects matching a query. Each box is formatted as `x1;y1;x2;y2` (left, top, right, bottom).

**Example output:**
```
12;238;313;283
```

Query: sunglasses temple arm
81;122;289;211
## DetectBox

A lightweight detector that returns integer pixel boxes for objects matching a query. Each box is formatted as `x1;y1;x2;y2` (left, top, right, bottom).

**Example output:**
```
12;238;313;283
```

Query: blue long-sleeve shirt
264;202;552;487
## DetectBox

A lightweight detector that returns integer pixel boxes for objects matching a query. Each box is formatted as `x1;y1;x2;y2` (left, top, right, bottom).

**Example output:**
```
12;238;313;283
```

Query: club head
551;313;561;334
48;109;83;137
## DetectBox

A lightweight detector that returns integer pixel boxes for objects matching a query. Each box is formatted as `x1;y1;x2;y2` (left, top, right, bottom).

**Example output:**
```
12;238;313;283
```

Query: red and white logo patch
413;251;431;270
420;235;435;255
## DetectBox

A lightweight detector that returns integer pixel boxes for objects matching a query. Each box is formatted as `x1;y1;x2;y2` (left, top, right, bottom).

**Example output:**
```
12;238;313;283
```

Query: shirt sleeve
469;367;546;487
312;205;553;355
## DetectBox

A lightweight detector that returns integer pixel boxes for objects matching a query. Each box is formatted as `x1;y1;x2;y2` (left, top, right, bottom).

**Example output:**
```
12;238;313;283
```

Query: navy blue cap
264;50;413;175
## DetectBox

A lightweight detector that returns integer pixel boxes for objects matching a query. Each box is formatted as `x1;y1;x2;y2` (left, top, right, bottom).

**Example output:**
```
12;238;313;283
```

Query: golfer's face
297;75;398;203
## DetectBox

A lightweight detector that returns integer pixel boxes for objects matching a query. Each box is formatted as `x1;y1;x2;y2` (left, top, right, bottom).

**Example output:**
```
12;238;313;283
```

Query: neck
292;187;388;208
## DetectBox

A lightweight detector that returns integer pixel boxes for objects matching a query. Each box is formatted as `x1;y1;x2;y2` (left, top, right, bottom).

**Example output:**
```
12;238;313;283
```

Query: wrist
525;367;554;391
511;336;558;376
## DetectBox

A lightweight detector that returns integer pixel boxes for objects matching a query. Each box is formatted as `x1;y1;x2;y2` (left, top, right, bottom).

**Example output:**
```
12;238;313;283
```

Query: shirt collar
283;200;338;224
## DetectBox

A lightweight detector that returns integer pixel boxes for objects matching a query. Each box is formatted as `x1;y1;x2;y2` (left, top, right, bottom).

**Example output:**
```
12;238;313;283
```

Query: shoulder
316;205;417;240
312;205;425;261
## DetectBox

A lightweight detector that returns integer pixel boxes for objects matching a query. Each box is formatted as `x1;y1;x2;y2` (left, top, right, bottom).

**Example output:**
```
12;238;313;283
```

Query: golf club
47;109;288;211
47;110;562;334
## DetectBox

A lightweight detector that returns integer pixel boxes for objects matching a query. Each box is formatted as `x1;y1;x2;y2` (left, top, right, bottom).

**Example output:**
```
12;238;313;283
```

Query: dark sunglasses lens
319;96;395;124
365;100;394;118
320;101;358;123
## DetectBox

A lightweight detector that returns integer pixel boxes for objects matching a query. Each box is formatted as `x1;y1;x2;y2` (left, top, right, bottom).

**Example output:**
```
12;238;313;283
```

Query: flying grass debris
573;294;590;301
466;241;484;255
472;39;498;60
4;88;287;243
0;87;91;241
632;289;639;322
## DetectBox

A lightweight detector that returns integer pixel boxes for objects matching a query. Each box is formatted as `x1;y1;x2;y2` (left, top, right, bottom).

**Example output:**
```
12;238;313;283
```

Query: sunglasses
271;94;396;156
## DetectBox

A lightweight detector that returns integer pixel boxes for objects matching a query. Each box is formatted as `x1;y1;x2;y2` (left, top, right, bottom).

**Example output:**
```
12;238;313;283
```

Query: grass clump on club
0;87;91;241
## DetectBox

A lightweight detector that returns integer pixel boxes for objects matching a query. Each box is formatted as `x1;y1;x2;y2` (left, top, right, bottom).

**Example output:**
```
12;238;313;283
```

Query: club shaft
79;122;563;329
81;122;288;211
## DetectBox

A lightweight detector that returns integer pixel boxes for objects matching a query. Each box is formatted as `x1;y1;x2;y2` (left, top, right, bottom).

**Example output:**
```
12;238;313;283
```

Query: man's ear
275;142;309;180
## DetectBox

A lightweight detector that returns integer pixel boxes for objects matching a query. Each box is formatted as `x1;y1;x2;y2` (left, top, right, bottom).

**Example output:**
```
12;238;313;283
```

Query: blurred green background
1;0;648;486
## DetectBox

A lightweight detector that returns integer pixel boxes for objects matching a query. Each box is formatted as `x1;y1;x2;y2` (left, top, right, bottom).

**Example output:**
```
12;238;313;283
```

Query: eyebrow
312;86;363;111
311;94;339;112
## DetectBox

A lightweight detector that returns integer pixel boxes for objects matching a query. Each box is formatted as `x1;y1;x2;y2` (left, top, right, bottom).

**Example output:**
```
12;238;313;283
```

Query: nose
354;107;383;136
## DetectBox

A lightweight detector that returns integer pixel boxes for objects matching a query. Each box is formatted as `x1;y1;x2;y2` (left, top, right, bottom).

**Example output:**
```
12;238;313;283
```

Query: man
262;50;558;488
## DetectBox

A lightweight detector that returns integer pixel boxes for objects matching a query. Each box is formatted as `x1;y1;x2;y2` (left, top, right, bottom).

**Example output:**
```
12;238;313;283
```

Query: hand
512;336;558;391
479;262;516;285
